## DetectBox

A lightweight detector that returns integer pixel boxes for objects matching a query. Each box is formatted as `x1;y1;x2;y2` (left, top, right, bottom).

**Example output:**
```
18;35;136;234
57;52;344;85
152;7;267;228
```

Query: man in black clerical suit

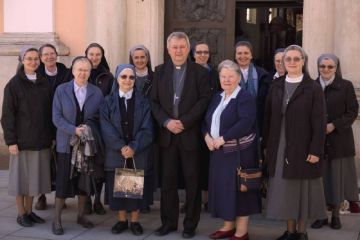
151;32;211;238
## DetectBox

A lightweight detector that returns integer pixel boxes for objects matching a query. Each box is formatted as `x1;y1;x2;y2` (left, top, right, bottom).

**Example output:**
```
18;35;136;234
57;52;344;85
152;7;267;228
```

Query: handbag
236;138;263;192
113;157;144;199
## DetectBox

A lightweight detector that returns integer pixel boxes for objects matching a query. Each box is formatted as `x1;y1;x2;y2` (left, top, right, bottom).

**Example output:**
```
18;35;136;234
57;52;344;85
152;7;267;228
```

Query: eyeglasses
284;56;303;63
120;75;135;80
319;65;335;70
24;57;40;62
195;51;209;55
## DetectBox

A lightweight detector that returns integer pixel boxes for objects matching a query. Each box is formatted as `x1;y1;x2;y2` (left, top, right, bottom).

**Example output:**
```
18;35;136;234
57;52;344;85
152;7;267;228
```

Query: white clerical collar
45;66;58;76
119;89;133;99
285;74;303;83
26;73;37;82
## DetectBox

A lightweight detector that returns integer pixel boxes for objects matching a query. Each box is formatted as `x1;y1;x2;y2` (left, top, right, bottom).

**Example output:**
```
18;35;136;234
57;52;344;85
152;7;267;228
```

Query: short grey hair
166;31;190;49
218;59;241;76
283;45;309;75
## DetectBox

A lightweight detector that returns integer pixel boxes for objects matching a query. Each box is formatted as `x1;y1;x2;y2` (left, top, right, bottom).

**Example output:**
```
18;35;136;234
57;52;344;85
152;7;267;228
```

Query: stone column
333;0;360;88
127;0;165;69
302;0;335;79
86;0;127;72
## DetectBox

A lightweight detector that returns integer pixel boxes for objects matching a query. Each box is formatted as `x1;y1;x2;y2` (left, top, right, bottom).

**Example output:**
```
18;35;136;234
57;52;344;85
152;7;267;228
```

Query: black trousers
160;135;201;231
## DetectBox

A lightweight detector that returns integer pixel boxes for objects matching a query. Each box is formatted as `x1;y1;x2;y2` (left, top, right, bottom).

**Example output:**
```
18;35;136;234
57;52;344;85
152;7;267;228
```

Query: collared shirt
74;82;88;110
273;72;280;79
210;85;241;138
119;89;134;110
240;67;249;82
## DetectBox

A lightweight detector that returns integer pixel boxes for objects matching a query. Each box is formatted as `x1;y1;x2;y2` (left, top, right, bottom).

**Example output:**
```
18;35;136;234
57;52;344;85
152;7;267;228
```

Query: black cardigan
1;67;53;150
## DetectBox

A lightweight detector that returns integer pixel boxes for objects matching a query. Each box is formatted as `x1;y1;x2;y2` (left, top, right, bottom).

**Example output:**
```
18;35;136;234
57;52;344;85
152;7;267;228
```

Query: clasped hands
120;145;134;159
166;119;184;134
204;133;225;151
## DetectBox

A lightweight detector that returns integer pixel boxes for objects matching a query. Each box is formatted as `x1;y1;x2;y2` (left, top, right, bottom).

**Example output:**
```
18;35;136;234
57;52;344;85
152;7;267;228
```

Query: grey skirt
323;156;359;205
8;149;51;196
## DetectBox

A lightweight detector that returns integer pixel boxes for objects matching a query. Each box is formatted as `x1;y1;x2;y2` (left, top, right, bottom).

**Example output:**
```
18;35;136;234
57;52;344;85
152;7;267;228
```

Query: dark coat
150;60;211;150
52;80;104;153
263;74;326;179
100;90;153;171
203;88;257;142
208;66;221;96
255;66;270;137
1;66;53;150
88;65;114;96
317;76;359;160
37;62;69;91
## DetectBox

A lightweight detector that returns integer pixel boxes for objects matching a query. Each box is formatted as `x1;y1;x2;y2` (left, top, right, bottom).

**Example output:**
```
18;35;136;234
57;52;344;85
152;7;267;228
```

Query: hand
166;119;184;134
9;144;19;155
204;133;215;151
326;123;335;134
306;154;319;164
121;146;135;159
213;136;225;149
75;127;85;137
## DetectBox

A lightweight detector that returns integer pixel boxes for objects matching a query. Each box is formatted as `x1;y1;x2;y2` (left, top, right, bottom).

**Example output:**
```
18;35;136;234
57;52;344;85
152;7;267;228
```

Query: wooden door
164;0;236;66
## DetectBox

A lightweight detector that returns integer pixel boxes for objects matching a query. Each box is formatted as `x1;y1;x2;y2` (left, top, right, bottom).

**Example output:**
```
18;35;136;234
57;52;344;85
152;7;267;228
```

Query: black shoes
52;221;64;235
17;214;32;227
93;202;106;215
297;232;308;240
311;217;341;230
28;212;45;223
130;222;143;236
111;220;128;234
182;229;195;238
34;195;47;210
276;231;298;240
330;216;341;229
311;218;328;229
77;216;94;228
154;225;177;236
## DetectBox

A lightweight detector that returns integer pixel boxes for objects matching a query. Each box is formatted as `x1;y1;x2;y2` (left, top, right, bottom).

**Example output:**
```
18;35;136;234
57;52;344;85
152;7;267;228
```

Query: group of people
1;31;359;240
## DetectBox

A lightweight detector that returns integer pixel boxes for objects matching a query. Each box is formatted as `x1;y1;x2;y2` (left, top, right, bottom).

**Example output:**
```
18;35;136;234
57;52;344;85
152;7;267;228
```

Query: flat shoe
17;214;32;227
311;219;328;229
154;225;177;236
182;229;195;238
28;212;45;223
209;228;236;239
276;231;298;240
52;221;64;235
111;220;128;234
230;232;249;240
77;216;94;228
130;222;143;236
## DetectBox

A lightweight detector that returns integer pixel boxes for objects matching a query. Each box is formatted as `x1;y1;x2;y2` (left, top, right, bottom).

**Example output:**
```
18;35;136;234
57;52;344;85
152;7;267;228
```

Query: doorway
235;0;303;71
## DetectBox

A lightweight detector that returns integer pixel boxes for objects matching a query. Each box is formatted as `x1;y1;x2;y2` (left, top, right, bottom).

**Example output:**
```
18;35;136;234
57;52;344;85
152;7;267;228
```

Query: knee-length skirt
8;149;51;196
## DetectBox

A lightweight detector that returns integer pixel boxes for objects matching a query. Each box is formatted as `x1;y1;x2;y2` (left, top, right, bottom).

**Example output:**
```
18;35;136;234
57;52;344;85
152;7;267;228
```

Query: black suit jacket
151;60;211;150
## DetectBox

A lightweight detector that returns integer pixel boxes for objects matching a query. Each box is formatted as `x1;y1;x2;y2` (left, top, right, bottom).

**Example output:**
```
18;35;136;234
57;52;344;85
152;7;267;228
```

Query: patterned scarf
240;63;258;97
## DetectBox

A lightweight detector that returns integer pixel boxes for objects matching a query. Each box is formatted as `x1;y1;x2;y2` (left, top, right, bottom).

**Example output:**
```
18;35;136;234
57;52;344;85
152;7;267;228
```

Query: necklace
285;85;291;105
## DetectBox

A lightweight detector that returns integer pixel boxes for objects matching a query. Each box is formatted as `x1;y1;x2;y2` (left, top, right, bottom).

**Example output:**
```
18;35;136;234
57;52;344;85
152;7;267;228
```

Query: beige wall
0;0;3;33
55;0;86;56
303;0;360;88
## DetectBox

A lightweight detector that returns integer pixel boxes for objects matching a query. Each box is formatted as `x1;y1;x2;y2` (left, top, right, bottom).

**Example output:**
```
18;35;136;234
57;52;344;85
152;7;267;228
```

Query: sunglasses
120;75;135;80
319;65;335;70
195;51;209;55
284;56;303;63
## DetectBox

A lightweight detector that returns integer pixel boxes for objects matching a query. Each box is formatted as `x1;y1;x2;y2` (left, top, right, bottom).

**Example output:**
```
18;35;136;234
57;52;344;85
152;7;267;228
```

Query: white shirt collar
240;67;249;81
119;89;134;99
220;85;241;105
74;81;88;91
